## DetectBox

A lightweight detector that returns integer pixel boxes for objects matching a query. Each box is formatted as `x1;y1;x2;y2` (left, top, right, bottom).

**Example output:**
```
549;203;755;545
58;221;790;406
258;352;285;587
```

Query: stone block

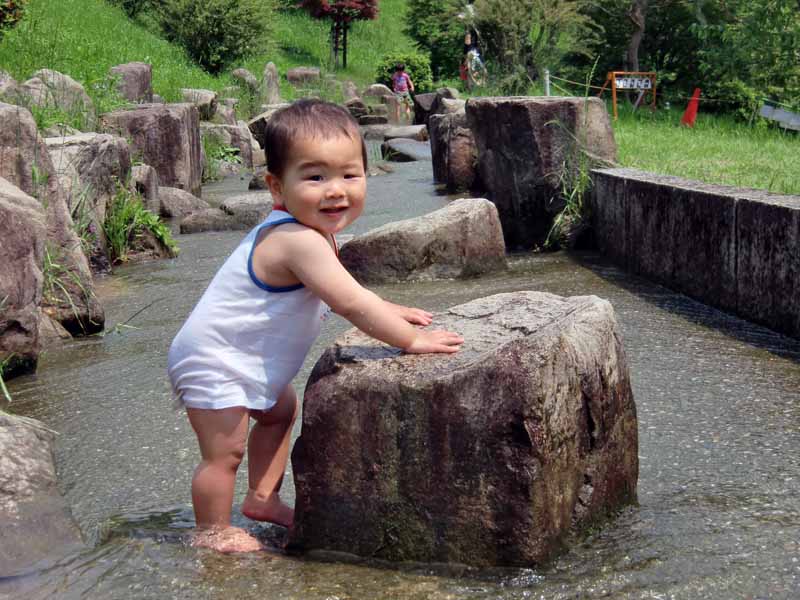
467;96;617;250
101;103;203;196
339;198;506;283
735;191;800;337
109;62;153;103
290;291;639;567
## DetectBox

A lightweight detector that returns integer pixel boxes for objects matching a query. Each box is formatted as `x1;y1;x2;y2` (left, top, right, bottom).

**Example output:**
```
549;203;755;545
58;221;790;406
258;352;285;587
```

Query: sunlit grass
613;105;800;195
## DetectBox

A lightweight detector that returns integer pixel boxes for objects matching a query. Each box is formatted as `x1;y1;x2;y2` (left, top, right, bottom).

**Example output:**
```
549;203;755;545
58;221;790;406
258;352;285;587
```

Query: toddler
167;99;463;553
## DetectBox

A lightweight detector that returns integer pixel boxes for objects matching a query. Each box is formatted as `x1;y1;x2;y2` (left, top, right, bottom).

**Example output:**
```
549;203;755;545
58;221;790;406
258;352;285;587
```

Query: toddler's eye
344;173;361;179
306;174;324;182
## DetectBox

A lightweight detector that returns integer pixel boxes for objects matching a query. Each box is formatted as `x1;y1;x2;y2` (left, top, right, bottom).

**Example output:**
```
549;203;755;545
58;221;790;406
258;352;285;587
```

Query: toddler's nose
326;179;346;199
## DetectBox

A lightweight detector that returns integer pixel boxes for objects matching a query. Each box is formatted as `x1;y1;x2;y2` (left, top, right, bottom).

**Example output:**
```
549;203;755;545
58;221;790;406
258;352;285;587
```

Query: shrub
0;0;25;39
404;0;464;79
158;0;274;74
106;0;152;18
375;51;433;93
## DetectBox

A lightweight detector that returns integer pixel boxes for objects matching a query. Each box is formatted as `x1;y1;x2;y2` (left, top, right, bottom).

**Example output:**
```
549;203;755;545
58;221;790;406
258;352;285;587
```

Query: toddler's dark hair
395;63;405;71
264;99;367;178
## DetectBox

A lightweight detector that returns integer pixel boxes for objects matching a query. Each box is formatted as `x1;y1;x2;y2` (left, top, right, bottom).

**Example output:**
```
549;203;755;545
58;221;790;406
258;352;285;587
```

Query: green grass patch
0;0;220;102
613;105;800;196
242;0;414;94
104;186;178;264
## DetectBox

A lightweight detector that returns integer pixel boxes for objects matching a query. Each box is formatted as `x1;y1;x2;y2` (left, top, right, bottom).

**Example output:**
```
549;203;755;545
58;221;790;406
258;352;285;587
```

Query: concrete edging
591;168;800;338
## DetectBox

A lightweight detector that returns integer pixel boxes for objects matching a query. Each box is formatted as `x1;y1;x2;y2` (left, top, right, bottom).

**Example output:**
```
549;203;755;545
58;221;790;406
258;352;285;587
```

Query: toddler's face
269;134;366;236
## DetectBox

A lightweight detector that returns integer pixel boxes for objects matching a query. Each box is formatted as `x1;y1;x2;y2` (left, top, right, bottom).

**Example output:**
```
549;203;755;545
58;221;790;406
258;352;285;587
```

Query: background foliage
158;0;275;74
375;50;433;93
0;0;25;38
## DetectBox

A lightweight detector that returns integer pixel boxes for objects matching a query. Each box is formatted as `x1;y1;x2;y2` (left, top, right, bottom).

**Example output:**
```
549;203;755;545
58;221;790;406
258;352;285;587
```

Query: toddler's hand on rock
387;302;433;326
405;330;464;354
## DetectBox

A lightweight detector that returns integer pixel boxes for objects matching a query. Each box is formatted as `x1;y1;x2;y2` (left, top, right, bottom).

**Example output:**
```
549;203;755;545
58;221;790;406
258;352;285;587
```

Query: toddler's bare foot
241;489;294;527
191;526;264;553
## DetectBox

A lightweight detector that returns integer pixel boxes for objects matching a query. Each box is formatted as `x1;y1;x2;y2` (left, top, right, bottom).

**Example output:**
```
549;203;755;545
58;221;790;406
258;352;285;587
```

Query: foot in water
241;489;294;528
191;526;264;553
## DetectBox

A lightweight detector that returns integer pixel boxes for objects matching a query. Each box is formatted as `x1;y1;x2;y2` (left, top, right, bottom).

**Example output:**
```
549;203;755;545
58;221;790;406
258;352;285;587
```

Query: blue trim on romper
247;216;305;292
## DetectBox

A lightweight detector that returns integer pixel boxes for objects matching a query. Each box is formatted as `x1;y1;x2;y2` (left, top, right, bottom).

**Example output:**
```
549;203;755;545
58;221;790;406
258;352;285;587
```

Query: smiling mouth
320;206;347;214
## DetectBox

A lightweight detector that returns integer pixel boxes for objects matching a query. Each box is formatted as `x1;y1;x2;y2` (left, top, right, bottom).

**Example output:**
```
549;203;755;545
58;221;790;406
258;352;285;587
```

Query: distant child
167;99;463;553
391;63;415;120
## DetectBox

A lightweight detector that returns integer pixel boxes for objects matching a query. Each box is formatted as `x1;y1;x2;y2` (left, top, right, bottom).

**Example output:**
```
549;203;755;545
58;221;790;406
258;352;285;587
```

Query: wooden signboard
598;71;657;119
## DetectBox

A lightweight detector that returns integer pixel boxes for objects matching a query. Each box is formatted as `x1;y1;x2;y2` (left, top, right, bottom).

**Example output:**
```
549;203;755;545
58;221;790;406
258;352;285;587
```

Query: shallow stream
3;161;799;598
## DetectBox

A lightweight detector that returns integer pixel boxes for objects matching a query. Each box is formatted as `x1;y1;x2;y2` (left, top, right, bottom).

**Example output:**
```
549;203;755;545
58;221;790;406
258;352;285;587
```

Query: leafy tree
158;0;274;74
299;1;379;69
0;0;26;40
107;0;153;18
404;0;464;79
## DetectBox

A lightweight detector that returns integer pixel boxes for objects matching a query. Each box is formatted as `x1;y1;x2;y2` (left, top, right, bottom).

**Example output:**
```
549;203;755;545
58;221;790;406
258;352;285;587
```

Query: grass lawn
613;105;800;196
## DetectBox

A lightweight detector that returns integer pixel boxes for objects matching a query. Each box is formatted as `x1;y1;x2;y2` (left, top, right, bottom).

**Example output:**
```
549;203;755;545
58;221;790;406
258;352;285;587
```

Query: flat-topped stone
381;138;431;162
290;291;639;567
101;103;203;196
467;96;617;250
339;198;506;283
0;413;83;575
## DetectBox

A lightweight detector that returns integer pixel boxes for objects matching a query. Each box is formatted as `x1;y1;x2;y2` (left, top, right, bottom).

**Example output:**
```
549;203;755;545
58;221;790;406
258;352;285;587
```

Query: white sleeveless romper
167;210;330;411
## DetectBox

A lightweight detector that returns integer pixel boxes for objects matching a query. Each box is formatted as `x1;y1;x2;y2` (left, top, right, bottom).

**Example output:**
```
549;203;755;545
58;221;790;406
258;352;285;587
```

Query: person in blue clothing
167;99;463;553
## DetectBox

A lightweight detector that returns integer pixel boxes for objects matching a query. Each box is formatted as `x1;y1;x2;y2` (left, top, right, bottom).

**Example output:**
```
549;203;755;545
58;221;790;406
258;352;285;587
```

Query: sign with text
598;71;657;119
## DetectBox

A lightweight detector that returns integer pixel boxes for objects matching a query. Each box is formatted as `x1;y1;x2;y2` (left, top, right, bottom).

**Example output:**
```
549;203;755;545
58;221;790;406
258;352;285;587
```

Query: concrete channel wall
591;168;800;339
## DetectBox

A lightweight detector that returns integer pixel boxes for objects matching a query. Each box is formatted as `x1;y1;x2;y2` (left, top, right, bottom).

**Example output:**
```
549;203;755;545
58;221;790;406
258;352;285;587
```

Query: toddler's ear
265;172;283;200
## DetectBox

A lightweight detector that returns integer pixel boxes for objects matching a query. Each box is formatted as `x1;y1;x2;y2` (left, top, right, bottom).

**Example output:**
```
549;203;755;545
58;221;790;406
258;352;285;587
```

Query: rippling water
3;161;799;599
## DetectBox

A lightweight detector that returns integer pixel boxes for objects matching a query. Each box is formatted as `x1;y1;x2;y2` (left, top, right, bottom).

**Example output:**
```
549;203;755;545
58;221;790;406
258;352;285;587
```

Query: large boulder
45;133;132;263
0;178;46;378
342;80;359;102
466;96;617;250
0;413;84;575
101;103;203;196
339;198;506;283
414;88;462;127
261;62;281;105
429;111;476;192
109;62;153;103
200;122;254;169
0;70;26;105
290;291;639;567
22;69;96;129
381;138;431;162
247;103;291;150
287;67;320;86
181;88;218;121
0;102;104;336
232;68;259;93
131;165;160;214
180;192;272;234
363;83;393;98
158;186;208;219
383;124;428;142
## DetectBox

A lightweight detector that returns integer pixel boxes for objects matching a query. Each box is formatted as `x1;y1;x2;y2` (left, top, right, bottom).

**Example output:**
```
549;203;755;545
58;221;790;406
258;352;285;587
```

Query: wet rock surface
339;198;506;283
381;138;431;162
429;110;476;192
290;291;639;567
0;102;103;336
0;413;83;576
0;178;46;377
158;186;208;218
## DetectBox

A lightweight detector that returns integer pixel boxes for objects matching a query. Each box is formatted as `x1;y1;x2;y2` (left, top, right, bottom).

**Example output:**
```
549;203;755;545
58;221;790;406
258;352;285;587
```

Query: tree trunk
330;20;341;69
626;0;648;72
343;21;348;69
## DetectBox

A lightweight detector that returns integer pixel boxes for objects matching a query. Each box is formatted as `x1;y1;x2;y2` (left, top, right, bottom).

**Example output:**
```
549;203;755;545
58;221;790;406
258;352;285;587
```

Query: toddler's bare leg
187;406;262;552
242;385;298;527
